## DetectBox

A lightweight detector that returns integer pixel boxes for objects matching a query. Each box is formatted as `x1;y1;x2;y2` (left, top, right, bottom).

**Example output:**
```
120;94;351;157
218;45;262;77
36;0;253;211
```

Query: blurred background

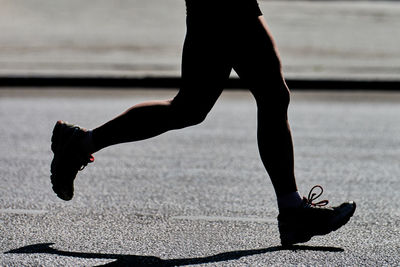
0;0;399;81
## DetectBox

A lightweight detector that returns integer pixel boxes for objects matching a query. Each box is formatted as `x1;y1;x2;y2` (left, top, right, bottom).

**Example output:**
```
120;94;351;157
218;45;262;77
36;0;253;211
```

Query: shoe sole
50;121;73;201
280;201;357;246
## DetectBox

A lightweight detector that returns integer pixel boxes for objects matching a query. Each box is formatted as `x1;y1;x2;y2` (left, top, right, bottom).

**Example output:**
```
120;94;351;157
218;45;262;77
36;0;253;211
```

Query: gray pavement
1;0;400;80
1;89;399;266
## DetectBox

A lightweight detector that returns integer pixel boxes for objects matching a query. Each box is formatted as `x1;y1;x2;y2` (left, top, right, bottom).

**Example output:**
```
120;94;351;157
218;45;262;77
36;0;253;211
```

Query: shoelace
78;154;94;171
306;185;329;207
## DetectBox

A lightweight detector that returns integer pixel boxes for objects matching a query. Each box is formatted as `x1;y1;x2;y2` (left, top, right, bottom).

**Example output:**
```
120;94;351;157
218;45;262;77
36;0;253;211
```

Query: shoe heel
279;222;312;246
51;121;64;152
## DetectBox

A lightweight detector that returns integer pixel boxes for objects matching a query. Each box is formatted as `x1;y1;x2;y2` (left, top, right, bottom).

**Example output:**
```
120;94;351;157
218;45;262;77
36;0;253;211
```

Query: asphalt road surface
1;88;399;266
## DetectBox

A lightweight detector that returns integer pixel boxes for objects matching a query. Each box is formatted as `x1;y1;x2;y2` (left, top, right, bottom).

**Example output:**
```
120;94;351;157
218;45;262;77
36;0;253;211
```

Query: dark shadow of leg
5;243;344;267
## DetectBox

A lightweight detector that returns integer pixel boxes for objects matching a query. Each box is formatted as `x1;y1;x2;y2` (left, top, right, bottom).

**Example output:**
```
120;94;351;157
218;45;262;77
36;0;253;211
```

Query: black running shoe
50;120;94;201
278;185;356;246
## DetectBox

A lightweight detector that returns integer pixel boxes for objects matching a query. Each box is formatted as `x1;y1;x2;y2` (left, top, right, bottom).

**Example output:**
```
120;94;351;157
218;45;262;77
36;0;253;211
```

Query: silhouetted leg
233;16;297;197
91;19;232;153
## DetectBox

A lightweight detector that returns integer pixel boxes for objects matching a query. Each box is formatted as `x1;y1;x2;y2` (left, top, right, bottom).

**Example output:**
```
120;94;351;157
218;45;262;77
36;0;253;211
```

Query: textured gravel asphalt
0;88;399;266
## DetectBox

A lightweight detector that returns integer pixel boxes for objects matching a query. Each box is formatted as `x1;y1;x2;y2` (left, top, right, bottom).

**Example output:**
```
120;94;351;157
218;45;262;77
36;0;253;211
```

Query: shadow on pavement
5;242;344;266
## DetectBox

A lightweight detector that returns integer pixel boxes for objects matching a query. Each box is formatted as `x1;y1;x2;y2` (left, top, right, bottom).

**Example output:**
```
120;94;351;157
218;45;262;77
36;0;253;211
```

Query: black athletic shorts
185;0;262;18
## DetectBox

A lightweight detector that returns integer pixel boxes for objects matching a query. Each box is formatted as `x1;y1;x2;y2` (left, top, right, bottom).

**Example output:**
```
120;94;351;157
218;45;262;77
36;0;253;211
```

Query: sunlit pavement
1;88;399;266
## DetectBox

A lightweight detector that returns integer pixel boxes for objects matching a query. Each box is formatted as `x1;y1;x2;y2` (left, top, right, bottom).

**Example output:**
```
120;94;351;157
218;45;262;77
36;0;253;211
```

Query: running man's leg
50;15;232;200
232;16;299;201
233;16;356;246
90;24;232;153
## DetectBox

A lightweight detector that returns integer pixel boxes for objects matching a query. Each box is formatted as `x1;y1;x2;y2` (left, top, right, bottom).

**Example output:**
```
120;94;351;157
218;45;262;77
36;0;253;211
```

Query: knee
254;83;291;114
180;109;207;127
279;86;291;110
169;100;208;129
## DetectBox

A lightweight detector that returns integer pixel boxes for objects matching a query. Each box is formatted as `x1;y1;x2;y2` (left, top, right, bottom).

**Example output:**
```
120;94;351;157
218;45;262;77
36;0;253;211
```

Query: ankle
277;191;302;210
80;130;96;154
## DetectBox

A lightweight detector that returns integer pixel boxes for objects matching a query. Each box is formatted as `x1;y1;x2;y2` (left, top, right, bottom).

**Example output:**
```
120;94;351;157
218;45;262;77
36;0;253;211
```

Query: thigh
172;18;233;113
232;17;289;104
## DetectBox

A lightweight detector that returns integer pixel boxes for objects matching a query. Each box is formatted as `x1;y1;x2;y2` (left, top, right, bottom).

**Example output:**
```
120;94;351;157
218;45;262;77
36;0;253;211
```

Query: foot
50;120;94;201
277;185;356;246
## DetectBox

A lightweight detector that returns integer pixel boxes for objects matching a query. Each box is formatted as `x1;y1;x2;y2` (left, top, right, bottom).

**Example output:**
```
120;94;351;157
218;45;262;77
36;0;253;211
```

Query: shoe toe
53;186;73;201
339;201;356;215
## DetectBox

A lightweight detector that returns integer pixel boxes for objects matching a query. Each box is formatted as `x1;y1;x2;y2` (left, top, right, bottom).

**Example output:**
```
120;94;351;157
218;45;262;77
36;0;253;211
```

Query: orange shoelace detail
78;155;94;171
306;185;329;207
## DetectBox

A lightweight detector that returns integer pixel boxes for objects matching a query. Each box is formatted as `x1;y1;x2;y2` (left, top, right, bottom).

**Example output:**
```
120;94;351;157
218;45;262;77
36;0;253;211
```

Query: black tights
92;15;297;197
